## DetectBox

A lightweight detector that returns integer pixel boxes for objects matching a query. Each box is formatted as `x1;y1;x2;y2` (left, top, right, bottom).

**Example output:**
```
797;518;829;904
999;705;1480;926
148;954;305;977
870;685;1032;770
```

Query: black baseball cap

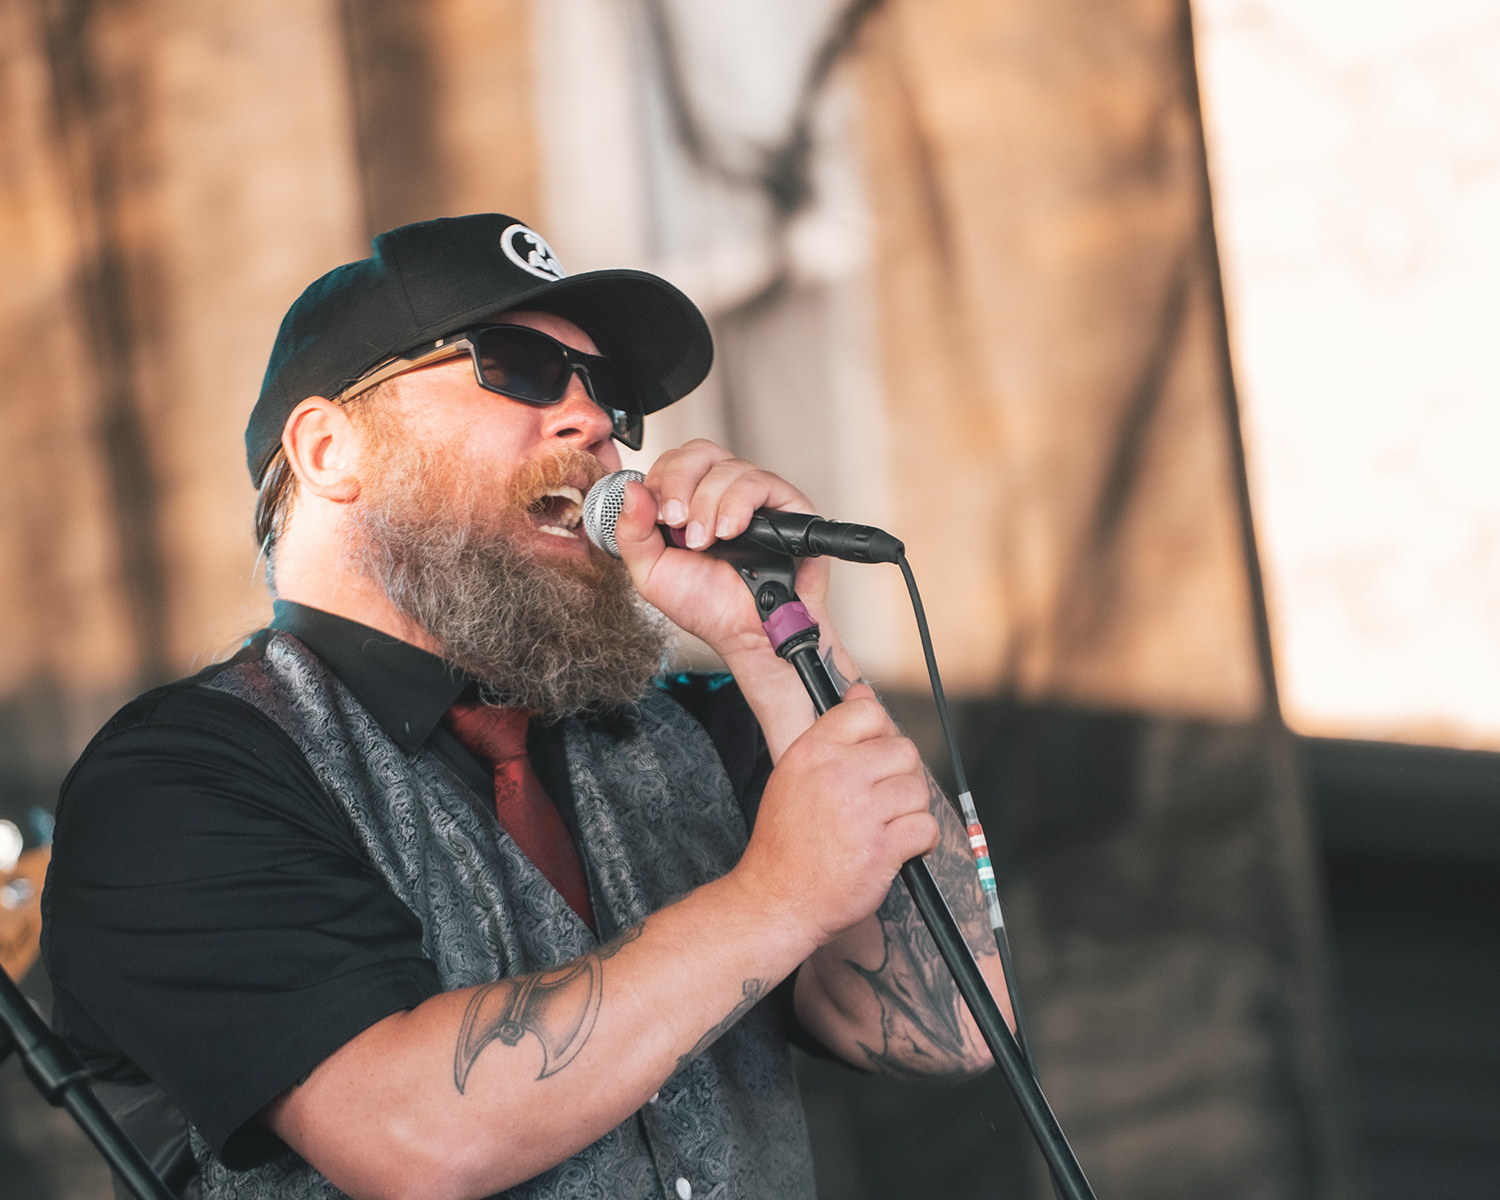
246;213;714;486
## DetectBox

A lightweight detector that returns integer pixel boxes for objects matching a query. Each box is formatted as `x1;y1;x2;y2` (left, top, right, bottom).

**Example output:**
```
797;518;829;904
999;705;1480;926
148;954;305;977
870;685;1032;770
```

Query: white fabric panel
530;0;900;674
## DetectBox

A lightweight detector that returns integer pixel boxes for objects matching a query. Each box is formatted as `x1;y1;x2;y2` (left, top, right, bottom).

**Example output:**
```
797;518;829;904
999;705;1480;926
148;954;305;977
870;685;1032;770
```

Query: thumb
611;480;666;582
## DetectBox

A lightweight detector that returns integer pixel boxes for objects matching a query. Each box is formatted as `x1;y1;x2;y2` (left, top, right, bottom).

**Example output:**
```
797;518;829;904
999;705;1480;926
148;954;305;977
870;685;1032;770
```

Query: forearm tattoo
821;646;861;698
453;925;642;1092
847;773;997;1075
674;978;768;1074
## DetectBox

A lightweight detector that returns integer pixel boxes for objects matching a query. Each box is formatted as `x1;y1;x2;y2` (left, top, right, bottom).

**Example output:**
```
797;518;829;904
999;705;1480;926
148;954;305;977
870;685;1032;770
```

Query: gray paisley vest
192;632;815;1200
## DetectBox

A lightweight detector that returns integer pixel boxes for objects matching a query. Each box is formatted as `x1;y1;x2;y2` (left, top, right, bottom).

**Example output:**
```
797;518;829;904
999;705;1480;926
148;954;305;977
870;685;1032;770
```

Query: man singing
43;214;1004;1200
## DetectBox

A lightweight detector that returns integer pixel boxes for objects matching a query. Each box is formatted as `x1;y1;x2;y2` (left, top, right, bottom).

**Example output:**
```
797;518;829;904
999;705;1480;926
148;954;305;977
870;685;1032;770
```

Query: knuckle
896;739;923;772
708;456;756;482
846;694;880;718
886;775;924;815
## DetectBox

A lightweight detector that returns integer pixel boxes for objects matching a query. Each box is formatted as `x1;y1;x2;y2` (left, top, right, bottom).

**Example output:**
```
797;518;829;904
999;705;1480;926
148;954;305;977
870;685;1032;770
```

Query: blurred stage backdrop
2;1;1496;1198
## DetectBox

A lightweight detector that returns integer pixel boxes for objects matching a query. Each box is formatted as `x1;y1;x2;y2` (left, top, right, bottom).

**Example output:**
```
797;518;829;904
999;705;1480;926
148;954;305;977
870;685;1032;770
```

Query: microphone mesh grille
581;469;644;558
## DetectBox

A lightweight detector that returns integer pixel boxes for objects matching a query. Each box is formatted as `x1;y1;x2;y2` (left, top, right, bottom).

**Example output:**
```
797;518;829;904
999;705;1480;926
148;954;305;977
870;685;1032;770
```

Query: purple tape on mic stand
763;601;816;652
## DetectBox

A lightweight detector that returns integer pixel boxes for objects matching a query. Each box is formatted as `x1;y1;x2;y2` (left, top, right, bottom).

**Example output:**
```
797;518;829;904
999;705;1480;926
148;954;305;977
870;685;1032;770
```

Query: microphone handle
580;470;903;565
744;511;905;564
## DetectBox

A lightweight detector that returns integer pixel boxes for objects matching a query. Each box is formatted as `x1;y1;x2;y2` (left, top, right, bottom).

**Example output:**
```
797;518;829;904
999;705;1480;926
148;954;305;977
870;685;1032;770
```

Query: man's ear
282;397;364;502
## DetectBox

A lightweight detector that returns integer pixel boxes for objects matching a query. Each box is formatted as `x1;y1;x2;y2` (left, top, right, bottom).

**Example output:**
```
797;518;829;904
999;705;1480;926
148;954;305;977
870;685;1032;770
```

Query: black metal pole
781;642;1097;1200
0;968;177;1200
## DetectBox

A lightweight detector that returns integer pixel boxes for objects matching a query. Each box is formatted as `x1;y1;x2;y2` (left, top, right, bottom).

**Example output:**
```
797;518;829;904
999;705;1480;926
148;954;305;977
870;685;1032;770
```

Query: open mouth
525;485;585;540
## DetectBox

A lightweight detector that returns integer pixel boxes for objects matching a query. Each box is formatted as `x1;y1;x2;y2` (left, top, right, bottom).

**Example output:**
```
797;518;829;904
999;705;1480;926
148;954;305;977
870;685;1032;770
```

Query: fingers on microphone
707;463;813;545
648;443;811;551
678;457;765;549
611;482;665;570
646;440;734;530
609;481;648;539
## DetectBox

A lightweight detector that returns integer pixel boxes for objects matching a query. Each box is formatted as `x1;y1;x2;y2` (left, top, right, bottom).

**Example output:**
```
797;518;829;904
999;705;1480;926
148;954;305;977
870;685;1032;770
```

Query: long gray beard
349;497;673;720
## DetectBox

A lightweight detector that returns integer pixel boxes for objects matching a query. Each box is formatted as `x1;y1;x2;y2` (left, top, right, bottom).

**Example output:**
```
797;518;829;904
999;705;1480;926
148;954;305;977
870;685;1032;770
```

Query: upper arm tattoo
453;925;642;1093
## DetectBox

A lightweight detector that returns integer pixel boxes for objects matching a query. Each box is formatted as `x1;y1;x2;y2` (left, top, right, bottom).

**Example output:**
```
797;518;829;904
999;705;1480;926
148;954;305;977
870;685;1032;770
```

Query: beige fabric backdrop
859;0;1263;717
0;0;542;756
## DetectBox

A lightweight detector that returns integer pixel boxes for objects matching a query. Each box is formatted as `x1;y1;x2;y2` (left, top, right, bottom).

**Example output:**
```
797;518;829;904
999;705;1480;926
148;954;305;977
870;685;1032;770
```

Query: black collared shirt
269;600;505;808
270;600;470;753
43;603;778;1168
266;601;736;861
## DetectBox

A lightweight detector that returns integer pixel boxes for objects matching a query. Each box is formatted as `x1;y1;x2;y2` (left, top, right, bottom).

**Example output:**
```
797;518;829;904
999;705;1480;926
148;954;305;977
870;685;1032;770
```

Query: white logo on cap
500;223;567;281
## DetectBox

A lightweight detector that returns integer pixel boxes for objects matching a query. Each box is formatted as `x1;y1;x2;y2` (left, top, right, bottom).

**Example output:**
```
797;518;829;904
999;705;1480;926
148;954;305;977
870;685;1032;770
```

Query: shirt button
675;1178;692;1199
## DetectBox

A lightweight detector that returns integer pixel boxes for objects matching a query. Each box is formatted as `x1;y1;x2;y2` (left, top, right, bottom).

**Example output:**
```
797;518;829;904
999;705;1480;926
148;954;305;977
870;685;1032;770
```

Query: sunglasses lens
582;361;645;450
611;408;644;451
471;325;645;449
474;326;570;401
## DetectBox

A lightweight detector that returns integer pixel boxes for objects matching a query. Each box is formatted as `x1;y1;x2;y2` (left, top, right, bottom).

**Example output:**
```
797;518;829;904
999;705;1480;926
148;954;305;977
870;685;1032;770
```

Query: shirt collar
270;600;471;754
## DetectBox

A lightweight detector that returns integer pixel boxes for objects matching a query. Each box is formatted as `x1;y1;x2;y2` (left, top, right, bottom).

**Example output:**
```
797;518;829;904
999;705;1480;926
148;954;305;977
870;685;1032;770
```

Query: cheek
470;409;540;459
596;441;624;473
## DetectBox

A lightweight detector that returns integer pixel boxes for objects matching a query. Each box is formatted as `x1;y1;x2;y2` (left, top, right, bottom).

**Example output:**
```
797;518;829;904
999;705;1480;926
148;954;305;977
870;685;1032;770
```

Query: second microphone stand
0;966;176;1200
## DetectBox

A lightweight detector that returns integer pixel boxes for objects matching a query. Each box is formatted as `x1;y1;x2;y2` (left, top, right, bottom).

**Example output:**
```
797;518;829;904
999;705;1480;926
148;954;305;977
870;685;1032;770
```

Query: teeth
533;485;584;533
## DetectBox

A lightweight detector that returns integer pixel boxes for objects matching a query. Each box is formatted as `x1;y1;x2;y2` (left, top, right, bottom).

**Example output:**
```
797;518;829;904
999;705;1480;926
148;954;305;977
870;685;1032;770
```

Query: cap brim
471;268;713;414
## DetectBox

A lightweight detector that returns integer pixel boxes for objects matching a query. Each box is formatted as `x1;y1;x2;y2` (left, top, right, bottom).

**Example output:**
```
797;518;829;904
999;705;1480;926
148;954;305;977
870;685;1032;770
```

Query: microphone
582;470;905;564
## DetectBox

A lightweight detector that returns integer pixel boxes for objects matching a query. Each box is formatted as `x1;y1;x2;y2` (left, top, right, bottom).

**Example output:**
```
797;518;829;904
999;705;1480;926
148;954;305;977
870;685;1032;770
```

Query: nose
540;369;614;447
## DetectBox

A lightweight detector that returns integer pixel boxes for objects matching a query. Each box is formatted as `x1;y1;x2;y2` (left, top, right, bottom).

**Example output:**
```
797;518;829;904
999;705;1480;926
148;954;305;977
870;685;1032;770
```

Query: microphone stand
714;535;1097;1200
0;967;176;1200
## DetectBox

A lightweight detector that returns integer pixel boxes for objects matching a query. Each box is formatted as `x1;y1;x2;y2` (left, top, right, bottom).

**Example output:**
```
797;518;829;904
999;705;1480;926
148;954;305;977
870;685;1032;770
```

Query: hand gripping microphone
583;468;903;711
581;470;905;564
582;468;844;708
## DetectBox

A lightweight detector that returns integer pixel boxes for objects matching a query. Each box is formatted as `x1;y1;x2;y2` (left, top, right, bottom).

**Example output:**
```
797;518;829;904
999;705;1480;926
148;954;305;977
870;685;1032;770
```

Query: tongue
529;495;572;527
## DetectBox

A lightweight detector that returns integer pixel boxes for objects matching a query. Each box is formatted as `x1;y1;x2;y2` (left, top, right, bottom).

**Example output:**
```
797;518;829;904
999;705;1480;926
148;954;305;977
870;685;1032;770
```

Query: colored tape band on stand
762;601;816;651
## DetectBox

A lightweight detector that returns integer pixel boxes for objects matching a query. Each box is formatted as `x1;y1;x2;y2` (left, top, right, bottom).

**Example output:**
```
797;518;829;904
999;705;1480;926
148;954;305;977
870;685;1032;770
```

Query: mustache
502;448;609;514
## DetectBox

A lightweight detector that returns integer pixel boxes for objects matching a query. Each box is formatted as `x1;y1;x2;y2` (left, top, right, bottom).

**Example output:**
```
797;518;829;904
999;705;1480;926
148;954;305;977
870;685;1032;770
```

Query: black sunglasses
335;323;645;450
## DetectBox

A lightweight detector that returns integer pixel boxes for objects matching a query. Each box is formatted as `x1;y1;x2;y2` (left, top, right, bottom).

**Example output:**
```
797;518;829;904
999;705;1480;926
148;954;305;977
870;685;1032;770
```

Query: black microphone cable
896;549;1066;1200
895;552;1040;1065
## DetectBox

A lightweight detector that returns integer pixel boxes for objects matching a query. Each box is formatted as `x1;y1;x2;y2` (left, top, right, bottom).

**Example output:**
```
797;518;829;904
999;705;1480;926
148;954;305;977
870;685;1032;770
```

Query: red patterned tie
443;700;596;933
